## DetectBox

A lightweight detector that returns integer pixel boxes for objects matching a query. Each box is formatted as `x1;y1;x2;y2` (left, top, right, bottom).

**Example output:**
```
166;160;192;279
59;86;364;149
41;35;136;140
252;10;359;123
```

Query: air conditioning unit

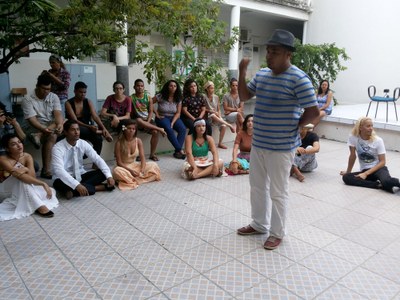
240;29;251;42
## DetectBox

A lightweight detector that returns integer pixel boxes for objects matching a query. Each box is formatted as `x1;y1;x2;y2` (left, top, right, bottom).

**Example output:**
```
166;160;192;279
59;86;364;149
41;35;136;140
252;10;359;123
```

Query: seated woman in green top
182;118;223;180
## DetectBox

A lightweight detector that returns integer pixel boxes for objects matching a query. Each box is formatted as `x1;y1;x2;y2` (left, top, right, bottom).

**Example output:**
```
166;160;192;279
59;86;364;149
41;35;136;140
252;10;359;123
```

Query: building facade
7;0;399;108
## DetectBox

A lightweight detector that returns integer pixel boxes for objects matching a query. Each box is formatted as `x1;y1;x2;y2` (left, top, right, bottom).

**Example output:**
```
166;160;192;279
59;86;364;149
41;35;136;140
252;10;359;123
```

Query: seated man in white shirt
52;120;115;199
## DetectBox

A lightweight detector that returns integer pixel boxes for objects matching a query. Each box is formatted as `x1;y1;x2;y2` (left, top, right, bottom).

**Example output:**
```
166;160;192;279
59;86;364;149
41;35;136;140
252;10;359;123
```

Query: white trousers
249;147;295;238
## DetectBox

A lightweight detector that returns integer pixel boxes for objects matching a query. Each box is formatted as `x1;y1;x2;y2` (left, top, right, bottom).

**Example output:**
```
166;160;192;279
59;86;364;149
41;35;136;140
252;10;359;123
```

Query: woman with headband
182;118;223;180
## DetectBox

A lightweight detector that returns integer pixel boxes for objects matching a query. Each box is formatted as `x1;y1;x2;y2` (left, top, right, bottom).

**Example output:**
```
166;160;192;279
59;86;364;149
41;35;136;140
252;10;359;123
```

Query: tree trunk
0;72;12;111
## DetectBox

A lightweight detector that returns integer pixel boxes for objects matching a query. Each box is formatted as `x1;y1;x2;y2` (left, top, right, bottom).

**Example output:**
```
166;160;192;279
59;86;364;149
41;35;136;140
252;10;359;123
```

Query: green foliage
0;0;130;73
260;40;349;104
135;43;233;98
291;39;350;91
0;0;238;83
134;0;239;98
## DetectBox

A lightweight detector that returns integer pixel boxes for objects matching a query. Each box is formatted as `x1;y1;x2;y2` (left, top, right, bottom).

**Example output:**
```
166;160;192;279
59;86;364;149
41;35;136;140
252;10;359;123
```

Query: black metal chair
366;86;399;122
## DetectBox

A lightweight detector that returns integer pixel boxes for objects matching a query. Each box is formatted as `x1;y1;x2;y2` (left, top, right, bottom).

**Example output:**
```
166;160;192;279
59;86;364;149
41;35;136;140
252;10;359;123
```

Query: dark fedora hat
266;29;296;51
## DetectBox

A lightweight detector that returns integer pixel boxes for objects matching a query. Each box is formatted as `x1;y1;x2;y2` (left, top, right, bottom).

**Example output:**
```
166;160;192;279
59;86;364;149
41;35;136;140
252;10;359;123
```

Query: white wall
8;53;155;102
306;0;400;105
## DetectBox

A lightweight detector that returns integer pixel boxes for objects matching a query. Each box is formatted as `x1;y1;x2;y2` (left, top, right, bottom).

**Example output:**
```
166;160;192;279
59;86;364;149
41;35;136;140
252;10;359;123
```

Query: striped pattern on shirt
247;65;317;151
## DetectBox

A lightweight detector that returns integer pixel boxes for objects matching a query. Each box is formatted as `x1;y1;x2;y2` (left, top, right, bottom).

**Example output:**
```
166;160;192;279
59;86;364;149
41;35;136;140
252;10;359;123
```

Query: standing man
131;79;165;161
237;29;319;250
22;74;64;179
52;120;115;200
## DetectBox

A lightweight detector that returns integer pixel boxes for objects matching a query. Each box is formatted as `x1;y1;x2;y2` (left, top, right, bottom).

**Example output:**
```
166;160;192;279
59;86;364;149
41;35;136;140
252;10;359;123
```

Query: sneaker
264;236;282;250
237;225;263;235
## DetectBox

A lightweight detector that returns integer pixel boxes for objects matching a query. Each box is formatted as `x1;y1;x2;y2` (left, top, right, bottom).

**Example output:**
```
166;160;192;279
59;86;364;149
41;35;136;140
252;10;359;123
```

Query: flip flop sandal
149;155;159;161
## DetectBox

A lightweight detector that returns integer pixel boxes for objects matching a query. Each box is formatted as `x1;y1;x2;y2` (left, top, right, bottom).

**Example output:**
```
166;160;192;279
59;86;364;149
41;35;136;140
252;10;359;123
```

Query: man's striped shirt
247;65;317;151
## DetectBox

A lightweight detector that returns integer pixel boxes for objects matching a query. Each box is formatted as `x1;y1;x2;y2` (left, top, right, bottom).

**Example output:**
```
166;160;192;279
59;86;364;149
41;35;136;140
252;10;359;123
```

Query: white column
302;21;308;43
115;21;130;95
228;5;240;78
116;45;128;66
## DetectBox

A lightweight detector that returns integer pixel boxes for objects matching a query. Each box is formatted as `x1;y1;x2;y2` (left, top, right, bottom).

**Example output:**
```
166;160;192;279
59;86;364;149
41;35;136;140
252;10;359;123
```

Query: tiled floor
1;138;400;299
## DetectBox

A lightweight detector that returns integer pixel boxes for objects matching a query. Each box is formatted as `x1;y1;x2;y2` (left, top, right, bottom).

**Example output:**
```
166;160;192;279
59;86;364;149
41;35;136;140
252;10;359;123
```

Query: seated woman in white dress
112;119;161;190
0;134;58;221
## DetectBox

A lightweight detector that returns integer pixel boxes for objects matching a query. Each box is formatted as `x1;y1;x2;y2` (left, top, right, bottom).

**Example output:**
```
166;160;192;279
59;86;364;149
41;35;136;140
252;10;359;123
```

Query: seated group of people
182;114;254;180
99;77;244;161
0;114;253;222
292;115;400;196
295;80;400;195
0;118;161;221
1;70;398;223
0;74;249;221
12;74;244;178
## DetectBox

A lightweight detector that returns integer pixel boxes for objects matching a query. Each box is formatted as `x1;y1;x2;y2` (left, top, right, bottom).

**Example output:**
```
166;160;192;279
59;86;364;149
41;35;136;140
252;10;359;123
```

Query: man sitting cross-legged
52;120;115;200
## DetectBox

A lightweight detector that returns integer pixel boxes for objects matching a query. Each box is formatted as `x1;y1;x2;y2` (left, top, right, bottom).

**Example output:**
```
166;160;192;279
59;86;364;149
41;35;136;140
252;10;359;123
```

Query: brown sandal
149;155;159;162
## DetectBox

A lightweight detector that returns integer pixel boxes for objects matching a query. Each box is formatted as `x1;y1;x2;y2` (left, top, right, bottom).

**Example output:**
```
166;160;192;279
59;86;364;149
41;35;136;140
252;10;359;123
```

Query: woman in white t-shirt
340;117;400;193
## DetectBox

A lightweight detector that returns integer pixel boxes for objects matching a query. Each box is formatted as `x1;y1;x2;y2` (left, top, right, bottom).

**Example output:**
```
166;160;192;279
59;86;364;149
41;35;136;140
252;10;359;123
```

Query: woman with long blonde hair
340;117;399;193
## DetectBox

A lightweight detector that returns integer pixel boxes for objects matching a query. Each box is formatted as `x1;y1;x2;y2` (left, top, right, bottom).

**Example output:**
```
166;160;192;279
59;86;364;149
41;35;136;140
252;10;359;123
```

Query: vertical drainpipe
116;21;130;95
228;5;240;80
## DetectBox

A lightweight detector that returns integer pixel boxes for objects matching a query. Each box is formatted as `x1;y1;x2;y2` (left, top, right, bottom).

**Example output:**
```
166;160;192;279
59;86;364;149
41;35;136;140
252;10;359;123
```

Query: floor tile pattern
1;139;400;299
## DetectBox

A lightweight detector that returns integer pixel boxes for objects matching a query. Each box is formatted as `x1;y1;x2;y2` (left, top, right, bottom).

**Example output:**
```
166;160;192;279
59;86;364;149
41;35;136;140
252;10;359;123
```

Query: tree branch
0;0;30;18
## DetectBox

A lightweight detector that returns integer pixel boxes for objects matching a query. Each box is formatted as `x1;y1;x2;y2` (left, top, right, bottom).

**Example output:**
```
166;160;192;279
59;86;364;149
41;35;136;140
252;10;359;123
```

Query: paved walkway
1;139;400;299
